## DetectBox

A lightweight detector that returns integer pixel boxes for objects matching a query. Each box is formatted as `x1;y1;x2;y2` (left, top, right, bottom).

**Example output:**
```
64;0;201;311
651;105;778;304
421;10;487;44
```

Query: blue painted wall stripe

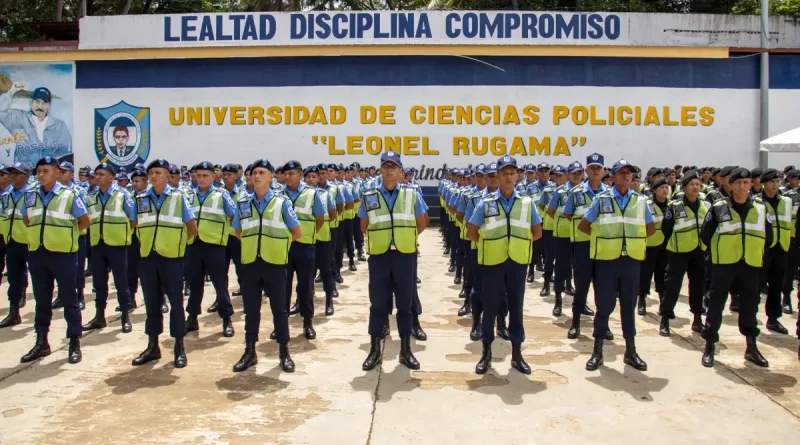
76;55;800;90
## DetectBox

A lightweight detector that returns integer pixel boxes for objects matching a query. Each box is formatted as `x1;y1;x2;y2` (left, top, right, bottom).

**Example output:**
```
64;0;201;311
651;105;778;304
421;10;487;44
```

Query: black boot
19;293;26;308
0;303;21;328
132;335;161;366
552;292;562;317
68;336;82;364
399;335;420;370
233;340;258;372
335;272;344;284
623;337;647;371
349;259;357;272
457;294;471;316
160;296;169;314
496;316;509;340
702;339;715;368
314;274;323;284
511;342;531;374
270;330;277;340
782;293;793;314
121;310;132;333
526;265;534;283
691;313;703;333
174;337;187;368
744;336;769;367
362;336;383;371
232;288;243;297
289;302;299;315
605;329;615;341
84;268;92;277
303;318;316;340
82;308;107;331
582;306;595;316
186;314;199;333
447;263;455;273
470;311;482;341
332;288;339;298
325;293;335;316
78;291;85;311
659;316;670;337
358;251;367;262
458;287;466;299
637;294;647;316
444;246;450;255
52;295;64;309
539;278;550;297
766;318;789;335
565;281;575;296
729;294;740;313
475;341;492;374
21;333;51;363
222;316;234;338
454;267;462;284
279;343;295;372
586;337;603;371
381;316;390;339
412;315;427;341
206;300;219;313
567;314;580;339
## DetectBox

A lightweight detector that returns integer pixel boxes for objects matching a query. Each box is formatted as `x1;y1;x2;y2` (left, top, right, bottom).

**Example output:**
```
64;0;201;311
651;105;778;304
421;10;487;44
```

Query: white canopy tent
761;127;800;153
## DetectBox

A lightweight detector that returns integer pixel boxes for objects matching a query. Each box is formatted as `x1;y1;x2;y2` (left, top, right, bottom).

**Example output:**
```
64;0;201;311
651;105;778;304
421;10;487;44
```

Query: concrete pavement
1;229;799;445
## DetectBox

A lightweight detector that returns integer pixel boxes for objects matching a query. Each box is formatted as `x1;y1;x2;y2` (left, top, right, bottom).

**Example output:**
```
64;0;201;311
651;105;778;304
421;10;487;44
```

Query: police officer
579;159;655;372
456;164;486;317
467;155;542;375
20;156;91;364
360;150;427;371
342;164;360;271
116;168;148;313
315;163;342;298
526;162;551;280
700;167;772;368
0;162;31;328
81;162;135;334
223;163;249;299
638;177;670;315
658;170;709;335
538;166;564;297
548;161;582;316
326;164;348;284
282;160;326;339
562;154;606;339
306;165;338;315
53;161;89;311
782;169;800;313
131;158;197;369
184;161;236;338
232;159;300;373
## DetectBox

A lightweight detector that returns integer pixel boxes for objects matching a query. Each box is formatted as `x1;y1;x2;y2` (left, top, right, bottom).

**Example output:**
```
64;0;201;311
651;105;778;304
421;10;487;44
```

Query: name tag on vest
136;197;151;214
575;192;586;206
673;203;687;219
365;194;380;210
238;202;252;219
714;204;732;222
599;197;614;214
486;201;500;218
25;192;37;207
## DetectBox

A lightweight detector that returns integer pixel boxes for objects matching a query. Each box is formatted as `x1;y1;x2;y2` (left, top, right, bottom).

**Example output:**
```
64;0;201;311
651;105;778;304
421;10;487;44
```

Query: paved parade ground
1;229;799;445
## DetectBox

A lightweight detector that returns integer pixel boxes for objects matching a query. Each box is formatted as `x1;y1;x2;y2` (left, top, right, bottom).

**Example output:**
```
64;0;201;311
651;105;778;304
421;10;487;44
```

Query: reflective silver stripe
673;219;698;231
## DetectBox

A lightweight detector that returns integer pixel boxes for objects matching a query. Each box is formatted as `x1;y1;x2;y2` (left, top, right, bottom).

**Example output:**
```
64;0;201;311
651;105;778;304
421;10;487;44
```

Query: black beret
786;169;800;179
194;161;214;173
304;166;319;176
681;170;701;187
784;165;796;173
35;156;59;168
214;164;222;170
131;169;147;179
251;159;274;173
221;163;238;173
729;167;751;183
317;163;328;171
651;178;669;192
94;162;116;176
750;167;764;179
718;166;737;178
168;164;180;175
245;164;253;174
146;159;170;172
283;160;302;172
760;168;780;182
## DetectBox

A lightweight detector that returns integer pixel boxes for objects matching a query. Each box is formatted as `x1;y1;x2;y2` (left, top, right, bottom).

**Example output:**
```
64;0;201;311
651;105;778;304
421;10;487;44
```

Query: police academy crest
94;101;151;170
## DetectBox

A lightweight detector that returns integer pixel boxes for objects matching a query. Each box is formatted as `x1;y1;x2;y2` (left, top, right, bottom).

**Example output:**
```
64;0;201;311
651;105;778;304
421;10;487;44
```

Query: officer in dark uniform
20;156;91;364
0;162;31;328
638;177;670;315
116;168;148;312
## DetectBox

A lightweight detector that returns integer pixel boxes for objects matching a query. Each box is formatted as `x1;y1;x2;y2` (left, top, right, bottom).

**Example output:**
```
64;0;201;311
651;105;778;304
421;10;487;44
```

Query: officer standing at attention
578;159;655;372
282;160;326;339
548;161;581;316
315;164;342;298
658;170;709;335
184;161;236;338
538;166;564;297
81;162;135;334
467;155;542;375
117;168;149;313
526;163;552;281
131;159;197;369
0;162;31;329
638;177;670;315
700;167;772;368
20;156;91;364
231;159;300;373
562;154;606;339
360;150;427;371
306;165;338;315
52;162;89;311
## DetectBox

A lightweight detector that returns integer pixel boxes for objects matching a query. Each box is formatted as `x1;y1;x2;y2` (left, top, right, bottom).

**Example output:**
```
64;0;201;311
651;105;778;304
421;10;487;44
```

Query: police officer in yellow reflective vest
658;170;709;336
700;167;773;369
548;161;583;317
232;159;301;373
20;156;91;365
185;161;236;338
467;155;543;375
131;158;198;369
360;150;428;371
754;168;793;336
305;165;338;315
282;161;326;340
0;162;30;329
316;163;342;299
81;162;135;335
638;177;670;316
578;159;655;372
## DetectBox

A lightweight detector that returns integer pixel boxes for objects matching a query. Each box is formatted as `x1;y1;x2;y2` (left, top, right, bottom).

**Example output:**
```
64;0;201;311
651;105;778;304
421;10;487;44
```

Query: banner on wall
74;85;780;185
0;64;74;166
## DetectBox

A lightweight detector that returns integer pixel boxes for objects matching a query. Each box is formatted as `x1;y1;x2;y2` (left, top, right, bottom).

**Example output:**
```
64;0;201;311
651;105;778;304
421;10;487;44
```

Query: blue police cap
284;160;302;172
251;159;275;173
586;153;604;167
134;162;145;171
58;161;75;172
95;162;117;176
7;162;31;175
465;168;475;177
380;150;402;168
131;169;147;179
146;159;170;172
31;87;52;103
326;163;339;171
195;161;214;173
610;159;634;174
567;161;583;174
344;165;353;172
486;162;498;174
35;156;59;169
213;164;222;170
116;173;128;180
475;163;486;175
222;163;238;173
552;165;567;175
537;162;551;171
525;163;536;172
0;164;8;174
182;171;190;179
168;164;180;175
304;165;319;176
496;155;518;171
317;163;328;171
87;169;96;178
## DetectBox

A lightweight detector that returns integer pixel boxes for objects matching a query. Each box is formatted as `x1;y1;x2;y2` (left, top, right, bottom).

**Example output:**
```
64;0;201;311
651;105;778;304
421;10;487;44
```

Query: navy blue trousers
90;242;132;311
76;235;87;291
368;251;414;337
315;241;335;294
571;242;593;317
593;257;640;339
226;236;242;290
241;260;289;344
186;240;233;318
542;230;555;281
6;240;28;305
140;253;186;338
29;250;82;337
286;242;316;318
127;234;140;298
554;236;573;293
481;260;526;344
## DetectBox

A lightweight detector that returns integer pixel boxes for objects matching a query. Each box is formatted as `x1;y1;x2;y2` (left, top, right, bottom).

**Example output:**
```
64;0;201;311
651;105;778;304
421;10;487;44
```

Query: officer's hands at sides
466;223;480;243
315;215;324;232
290;225;301;241
328;209;337;221
531;224;543;242
186;219;198;240
77;214;91;231
416;214;426;233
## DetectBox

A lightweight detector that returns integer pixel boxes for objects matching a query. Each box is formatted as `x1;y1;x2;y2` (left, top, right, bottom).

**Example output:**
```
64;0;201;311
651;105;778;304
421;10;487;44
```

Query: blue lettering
463;13;477;38
504;14;520;38
199;16;214;41
315;14;331;39
539;14;554;38
356;13;371;39
479;13;502;39
291;13;305;39
230;15;245;40
416;13;431;39
606;14;621;40
399;13;415;38
445;13;460;38
259;14;276;40
164;17;179;41
580;14;587;39
587;14;603;39
522;13;537;38
216;15;233;41
555;14;578;39
242;15;258;40
333;14;347;39
375;13;389;38
181;16;197;41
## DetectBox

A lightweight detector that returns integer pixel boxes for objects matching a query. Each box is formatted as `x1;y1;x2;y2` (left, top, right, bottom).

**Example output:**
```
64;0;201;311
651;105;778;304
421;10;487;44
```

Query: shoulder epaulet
596;189;613;198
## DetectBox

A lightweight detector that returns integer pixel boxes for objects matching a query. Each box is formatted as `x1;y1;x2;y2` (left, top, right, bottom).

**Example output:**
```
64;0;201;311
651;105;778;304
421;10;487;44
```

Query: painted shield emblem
94;101;150;171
